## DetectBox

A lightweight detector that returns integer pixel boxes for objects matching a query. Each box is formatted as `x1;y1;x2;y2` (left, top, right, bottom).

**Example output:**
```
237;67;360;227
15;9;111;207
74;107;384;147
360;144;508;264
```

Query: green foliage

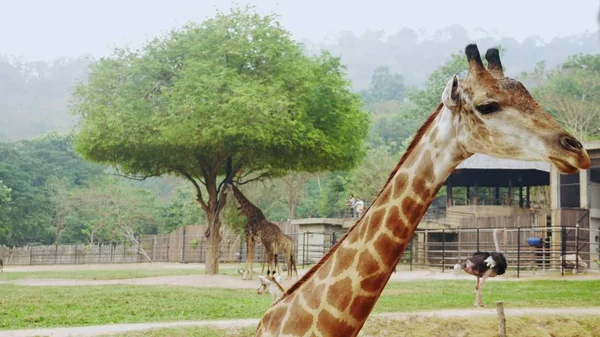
0;180;10;225
72;5;369;180
160;186;206;233
71;6;369;273
69;177;162;243
318;172;349;217
406;52;469;122
0;132;104;246
360;66;405;107
525;54;600;141
345;145;398;203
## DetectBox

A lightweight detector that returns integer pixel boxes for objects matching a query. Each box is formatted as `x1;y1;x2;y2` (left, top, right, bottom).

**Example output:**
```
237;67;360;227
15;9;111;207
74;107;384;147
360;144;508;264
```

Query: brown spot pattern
331;246;358;278
282;297;314;335
412;176;430;201
349;295;377;321
317;310;356;337
373;233;402;267
365;208;385;242
357;250;380;277
327;278;353;312
266;306;288;334
384;206;410;240
360;271;389;293
378;184;392;203
420;151;436;182
393;173;409;199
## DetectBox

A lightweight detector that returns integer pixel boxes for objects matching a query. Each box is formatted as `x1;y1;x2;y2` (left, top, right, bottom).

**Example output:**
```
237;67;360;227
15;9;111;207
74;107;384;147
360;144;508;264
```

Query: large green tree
71;6;369;274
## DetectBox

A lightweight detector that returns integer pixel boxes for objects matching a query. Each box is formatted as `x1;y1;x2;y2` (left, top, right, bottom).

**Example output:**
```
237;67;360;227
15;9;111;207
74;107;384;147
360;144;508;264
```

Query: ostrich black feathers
463;251;507;276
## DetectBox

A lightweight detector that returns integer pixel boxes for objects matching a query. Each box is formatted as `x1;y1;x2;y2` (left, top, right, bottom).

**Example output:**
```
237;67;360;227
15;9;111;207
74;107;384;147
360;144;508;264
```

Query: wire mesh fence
1;225;598;277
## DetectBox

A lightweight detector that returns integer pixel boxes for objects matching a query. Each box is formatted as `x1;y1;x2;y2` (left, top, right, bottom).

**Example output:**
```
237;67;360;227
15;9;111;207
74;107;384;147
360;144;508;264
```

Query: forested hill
1;26;598;141
309;26;600;89
0;55;92;141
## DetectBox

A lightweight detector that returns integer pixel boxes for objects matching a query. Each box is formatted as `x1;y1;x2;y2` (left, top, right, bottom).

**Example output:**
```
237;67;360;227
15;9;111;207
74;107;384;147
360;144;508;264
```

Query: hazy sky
1;0;598;60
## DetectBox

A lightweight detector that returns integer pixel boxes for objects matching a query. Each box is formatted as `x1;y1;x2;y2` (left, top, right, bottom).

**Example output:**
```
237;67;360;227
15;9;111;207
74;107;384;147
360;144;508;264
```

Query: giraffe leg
244;237;255;280
261;249;267;275
243;237;251;279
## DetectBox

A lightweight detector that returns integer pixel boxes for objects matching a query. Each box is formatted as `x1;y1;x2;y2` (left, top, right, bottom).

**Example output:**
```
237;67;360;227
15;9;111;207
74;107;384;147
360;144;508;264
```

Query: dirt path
2;307;600;337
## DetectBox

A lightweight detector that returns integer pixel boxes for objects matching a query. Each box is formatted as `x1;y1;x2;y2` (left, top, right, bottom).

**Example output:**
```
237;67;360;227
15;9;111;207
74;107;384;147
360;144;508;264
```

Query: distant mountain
0;55;92;141
1;25;599;141
306;25;600;89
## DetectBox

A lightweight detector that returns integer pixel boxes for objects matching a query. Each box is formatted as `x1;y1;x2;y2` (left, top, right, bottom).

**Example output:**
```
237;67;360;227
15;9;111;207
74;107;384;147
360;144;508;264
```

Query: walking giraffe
226;183;284;280
254;44;590;337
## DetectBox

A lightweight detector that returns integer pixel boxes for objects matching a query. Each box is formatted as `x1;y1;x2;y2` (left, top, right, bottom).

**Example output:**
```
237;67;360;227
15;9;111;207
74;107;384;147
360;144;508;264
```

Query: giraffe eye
476;102;500;115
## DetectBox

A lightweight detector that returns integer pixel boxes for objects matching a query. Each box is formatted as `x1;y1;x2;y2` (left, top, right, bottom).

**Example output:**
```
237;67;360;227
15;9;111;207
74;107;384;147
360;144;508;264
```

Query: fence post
409;237;413;272
477;227;480;251
561;226;567;276
28;245;32;265
239;236;243;264
302;232;307;268
517;226;521;279
99;243;102;263
181;226;186;263
136;237;140;263
442;229;445;273
575;224;580;272
496;301;506;337
151;236;155;262
123;242;126;263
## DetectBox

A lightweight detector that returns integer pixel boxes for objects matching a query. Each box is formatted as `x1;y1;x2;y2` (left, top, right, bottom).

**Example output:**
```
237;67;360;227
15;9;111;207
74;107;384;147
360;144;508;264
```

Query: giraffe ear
442;75;461;110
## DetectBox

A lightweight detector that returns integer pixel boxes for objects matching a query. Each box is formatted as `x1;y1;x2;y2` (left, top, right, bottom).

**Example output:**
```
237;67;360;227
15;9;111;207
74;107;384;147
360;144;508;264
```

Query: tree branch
238;171;272;185
177;168;208;211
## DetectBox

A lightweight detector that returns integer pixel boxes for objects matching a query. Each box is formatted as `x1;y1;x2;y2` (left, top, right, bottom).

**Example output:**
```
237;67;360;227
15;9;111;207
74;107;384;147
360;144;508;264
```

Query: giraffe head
223;183;245;214
442;44;590;174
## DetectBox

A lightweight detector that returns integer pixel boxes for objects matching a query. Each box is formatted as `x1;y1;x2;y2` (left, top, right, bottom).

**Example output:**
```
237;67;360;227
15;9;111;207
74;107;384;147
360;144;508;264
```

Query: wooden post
496;301;506;337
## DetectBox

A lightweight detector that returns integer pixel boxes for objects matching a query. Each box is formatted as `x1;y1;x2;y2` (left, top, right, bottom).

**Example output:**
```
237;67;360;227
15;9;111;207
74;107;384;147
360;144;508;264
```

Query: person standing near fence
355;198;365;218
347;194;356;218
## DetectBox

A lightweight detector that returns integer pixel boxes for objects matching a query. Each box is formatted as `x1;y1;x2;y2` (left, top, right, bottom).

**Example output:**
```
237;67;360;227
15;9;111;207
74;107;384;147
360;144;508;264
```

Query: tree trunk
205;213;222;275
202;175;226;275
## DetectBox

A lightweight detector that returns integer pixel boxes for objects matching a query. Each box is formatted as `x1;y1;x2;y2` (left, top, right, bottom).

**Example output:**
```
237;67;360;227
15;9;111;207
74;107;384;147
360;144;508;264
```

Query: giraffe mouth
549;157;580;175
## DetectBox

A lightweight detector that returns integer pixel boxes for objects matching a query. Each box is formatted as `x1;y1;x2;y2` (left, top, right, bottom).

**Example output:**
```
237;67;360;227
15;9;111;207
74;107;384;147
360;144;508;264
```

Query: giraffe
226;183;282;280
254;44;591;337
262;233;299;280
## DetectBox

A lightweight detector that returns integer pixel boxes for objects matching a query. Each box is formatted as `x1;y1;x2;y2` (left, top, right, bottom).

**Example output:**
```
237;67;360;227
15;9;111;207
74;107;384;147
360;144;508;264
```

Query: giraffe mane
274;104;443;304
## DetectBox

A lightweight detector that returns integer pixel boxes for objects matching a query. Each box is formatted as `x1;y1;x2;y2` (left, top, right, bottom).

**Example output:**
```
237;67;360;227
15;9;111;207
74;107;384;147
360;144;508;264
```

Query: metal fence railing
2;225;598;278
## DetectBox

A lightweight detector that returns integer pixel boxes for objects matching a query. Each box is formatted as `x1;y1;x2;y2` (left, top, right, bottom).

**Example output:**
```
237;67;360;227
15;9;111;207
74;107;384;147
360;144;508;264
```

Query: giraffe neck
231;185;266;220
256;105;470;337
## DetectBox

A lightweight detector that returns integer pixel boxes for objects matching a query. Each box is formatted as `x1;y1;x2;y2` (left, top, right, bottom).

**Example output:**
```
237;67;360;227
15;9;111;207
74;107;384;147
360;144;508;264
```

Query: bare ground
2;307;600;337
2;264;598;289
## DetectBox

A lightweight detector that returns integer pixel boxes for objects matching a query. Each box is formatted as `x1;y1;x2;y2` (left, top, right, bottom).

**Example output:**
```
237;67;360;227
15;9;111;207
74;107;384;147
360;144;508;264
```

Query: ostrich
455;228;507;307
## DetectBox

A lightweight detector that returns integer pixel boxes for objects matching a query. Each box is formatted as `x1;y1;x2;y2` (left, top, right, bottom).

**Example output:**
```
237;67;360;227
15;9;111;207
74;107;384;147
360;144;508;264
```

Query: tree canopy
71;5;369;273
525;54;600;141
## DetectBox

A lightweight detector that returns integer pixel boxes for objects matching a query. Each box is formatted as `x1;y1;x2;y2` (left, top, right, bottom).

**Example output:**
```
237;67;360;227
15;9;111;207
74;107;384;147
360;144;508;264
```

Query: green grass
1;280;599;330
0;265;245;281
0;268;202;281
103;316;600;337
373;279;600;312
106;326;257;337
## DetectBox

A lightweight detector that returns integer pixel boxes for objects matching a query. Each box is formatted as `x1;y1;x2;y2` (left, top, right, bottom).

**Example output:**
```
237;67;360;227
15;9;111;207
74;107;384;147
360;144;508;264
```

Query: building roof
456;154;550;172
447;154;550;187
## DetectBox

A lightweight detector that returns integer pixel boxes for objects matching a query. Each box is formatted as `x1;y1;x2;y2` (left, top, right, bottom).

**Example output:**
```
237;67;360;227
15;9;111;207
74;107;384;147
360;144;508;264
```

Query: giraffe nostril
560;136;583;151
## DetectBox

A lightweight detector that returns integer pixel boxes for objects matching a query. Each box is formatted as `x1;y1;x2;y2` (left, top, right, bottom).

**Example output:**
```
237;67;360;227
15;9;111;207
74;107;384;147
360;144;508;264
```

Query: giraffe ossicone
254;43;590;337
